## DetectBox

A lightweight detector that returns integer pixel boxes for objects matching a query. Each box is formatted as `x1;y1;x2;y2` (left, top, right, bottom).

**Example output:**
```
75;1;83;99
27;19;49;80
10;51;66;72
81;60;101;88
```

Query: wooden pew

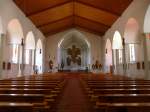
90;94;150;103
87;85;150;89
0;102;33;112
95;102;150;112
89;88;150;94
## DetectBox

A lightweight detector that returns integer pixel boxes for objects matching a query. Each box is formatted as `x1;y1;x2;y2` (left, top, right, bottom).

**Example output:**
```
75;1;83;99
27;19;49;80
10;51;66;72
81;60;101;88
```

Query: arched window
105;39;112;66
129;44;135;62
7;19;24;64
12;44;19;63
25;31;35;65
144;5;150;33
124;18;140;63
113;31;123;64
118;49;123;64
36;39;43;73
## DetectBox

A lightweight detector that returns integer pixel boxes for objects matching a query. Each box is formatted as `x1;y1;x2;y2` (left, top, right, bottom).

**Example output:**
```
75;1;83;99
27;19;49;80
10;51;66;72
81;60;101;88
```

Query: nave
0;72;150;112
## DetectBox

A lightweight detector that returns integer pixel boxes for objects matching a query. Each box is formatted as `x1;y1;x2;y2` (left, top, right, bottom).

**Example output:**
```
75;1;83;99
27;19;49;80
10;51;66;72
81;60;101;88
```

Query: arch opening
35;39;43;74
144;5;150;33
124;18;140;44
105;39;112;72
57;30;91;71
7;19;23;44
113;31;123;50
24;31;36;75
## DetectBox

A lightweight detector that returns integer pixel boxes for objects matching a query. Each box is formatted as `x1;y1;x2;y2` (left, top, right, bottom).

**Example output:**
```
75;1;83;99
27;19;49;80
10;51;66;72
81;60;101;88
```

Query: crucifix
67;45;81;64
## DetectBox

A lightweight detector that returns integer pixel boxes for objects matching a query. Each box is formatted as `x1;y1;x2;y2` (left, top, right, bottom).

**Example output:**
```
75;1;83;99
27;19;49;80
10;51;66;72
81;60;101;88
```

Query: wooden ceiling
14;0;132;37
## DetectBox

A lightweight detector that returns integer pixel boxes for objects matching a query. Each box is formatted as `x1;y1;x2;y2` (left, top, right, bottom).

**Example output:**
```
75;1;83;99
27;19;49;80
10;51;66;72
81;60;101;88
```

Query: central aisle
57;74;90;112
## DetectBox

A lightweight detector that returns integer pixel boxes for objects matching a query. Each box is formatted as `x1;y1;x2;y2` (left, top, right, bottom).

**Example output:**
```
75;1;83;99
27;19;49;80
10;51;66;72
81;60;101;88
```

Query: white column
18;45;21;77
115;49;119;75
0;33;4;79
122;38;127;75
112;49;115;74
31;49;35;74
143;34;149;79
21;40;25;76
33;49;36;74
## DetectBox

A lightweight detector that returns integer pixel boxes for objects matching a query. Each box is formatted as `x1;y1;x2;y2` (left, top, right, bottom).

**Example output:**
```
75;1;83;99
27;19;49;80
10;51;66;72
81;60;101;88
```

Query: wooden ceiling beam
39;18;74;34
75;15;111;28
74;2;118;26
75;1;121;16
75;25;104;36
44;25;74;37
29;2;74;27
37;15;74;28
74;16;109;35
27;1;72;17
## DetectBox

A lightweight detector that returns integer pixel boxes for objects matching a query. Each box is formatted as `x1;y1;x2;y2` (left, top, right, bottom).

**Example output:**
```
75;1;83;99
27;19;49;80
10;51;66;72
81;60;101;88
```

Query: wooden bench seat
0;102;33;112
0;85;59;89
89;88;150;94
87;85;150;89
91;94;150;103
0;94;52;111
95;102;150;112
0;88;59;94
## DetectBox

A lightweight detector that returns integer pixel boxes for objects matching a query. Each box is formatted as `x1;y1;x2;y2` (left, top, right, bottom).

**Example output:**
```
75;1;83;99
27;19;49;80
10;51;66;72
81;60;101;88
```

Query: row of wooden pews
80;73;150;112
0;73;67;112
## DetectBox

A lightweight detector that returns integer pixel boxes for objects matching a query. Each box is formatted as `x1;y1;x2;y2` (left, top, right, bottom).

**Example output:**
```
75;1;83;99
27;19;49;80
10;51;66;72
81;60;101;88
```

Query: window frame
129;44;136;63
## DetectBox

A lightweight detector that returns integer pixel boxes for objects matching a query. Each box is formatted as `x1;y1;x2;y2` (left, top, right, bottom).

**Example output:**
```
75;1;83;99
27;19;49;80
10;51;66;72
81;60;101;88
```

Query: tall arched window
7;19;24;64
124;18;140;63
36;39;43;74
113;31;123;64
105;39;112;65
25;31;35;65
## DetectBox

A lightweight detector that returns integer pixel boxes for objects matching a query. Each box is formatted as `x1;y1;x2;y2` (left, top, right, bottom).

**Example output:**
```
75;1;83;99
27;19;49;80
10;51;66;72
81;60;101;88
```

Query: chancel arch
57;30;91;71
7;18;24;77
25;31;35;75
105;38;112;73
35;39;43;74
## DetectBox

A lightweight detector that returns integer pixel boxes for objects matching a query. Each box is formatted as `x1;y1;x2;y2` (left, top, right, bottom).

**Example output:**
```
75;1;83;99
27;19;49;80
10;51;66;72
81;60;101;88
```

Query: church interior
0;0;150;111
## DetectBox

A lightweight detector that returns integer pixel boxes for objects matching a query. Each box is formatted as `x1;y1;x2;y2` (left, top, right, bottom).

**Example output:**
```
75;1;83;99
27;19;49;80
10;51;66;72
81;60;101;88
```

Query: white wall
0;0;46;79
45;28;102;72
102;0;150;79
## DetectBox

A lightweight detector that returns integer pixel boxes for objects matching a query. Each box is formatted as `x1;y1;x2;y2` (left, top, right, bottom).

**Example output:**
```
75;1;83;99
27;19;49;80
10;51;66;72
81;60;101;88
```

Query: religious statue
67;56;71;66
67;45;81;64
60;61;64;70
77;56;81;66
95;60;99;69
49;60;53;70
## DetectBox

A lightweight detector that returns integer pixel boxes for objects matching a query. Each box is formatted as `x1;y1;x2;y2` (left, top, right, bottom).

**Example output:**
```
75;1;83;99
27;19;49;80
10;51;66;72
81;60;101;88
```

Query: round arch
105;38;112;67
25;31;35;50
35;39;43;74
113;31;123;50
57;30;91;70
124;18;140;44
7;19;24;44
25;31;35;67
144;5;150;33
0;16;3;34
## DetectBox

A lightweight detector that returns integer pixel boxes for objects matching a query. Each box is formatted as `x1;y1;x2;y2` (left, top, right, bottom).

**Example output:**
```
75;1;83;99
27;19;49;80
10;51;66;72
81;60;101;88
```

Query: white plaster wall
0;0;46;79
102;0;150;79
45;29;102;72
